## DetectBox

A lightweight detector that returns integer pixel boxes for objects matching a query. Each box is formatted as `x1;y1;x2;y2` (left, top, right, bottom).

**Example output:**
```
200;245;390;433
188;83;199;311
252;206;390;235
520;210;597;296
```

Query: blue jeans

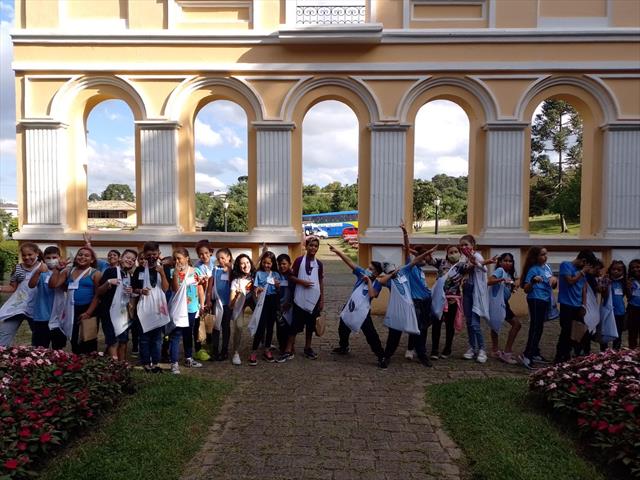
525;298;548;359
463;285;485;351
169;312;196;363
139;326;163;366
0;315;26;347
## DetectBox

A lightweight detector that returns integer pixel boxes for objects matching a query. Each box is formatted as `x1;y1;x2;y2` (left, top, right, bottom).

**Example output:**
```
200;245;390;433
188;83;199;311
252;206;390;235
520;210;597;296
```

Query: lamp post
223;201;229;232
434;197;441;235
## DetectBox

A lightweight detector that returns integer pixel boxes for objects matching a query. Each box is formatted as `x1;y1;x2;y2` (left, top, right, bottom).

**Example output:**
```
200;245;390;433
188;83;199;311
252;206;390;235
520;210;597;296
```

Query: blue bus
302;210;358;237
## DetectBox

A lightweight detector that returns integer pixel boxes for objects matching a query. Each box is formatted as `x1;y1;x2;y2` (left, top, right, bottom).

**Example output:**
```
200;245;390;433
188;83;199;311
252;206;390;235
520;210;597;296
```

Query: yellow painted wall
540;0;607;18
127;0;166;29
22;0;59;28
495;0;538;28
66;0;125;20
611;0;640;27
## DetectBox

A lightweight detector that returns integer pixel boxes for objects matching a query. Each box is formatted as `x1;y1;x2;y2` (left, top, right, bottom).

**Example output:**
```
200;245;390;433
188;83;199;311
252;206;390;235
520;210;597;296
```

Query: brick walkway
180;245;553;480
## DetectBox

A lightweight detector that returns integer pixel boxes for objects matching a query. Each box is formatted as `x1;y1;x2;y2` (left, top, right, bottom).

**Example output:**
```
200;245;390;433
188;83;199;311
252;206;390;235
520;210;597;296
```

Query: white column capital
600;121;640;132
19;118;68;129
482;121;529;131
252;121;296;131
135;120;181;130
368;122;411;132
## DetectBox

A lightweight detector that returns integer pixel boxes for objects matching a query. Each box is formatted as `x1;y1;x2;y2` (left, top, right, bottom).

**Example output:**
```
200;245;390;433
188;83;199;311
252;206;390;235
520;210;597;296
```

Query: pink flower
3;459;18;470
624;404;636;413
39;432;52;443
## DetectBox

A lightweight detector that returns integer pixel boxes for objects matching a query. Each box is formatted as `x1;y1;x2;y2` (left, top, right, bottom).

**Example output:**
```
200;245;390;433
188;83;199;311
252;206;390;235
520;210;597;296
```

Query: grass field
41;373;230;480
416;214;580;236
426;378;606;480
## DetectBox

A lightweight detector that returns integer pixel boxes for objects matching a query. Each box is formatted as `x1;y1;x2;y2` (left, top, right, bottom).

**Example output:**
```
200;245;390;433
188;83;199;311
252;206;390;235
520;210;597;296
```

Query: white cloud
195;172;226;192
195;150;206;163
0;138;15;155
201;100;247;126
221;127;243;148
86;137;136;195
195;118;223;147
228;156;247;173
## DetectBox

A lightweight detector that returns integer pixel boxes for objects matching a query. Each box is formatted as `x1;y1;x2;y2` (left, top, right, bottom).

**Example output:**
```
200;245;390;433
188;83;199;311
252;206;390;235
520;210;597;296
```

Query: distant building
0;203;18;218
87;200;136;230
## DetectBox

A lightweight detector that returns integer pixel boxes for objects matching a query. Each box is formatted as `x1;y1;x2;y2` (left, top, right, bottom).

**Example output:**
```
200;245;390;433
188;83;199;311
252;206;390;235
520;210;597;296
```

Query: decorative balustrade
295;2;366;25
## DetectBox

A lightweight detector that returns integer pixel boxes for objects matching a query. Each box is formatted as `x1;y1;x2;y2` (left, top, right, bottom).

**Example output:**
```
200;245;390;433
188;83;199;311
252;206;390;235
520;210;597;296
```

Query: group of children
0;230;638;372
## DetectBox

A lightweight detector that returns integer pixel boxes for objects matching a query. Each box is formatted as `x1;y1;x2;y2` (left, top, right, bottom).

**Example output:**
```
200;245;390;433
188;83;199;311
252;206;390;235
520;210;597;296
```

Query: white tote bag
109;268;131;337
0;263;41;322
340;282;371;333
137;267;170;333
294;256;321;313
168;270;190;330
248;288;267;337
584;285;601;334
383;275;420;334
488;282;506;333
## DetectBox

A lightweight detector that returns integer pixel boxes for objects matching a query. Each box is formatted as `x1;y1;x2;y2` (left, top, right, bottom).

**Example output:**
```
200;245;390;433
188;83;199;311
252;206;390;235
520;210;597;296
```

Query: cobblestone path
181;244;548;480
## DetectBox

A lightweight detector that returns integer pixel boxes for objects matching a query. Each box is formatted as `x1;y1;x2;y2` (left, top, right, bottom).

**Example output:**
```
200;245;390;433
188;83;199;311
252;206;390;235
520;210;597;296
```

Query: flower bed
529;349;640;476
1;346;131;478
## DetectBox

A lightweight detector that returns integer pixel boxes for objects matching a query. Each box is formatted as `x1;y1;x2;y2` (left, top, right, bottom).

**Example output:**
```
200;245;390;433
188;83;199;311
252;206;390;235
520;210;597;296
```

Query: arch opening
193;100;249;232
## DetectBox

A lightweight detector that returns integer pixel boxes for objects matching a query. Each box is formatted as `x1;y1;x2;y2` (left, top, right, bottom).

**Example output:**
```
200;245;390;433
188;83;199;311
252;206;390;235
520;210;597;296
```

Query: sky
0;0;471;203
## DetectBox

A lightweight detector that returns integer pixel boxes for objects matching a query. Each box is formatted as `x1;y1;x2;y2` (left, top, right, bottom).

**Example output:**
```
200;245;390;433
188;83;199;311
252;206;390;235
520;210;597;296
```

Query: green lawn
426;378;605;480
415;214;580;236
42;373;230;480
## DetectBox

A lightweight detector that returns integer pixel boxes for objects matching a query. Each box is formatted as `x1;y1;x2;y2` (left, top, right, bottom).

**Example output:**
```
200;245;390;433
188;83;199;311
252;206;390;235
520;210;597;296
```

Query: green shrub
0;241;19;281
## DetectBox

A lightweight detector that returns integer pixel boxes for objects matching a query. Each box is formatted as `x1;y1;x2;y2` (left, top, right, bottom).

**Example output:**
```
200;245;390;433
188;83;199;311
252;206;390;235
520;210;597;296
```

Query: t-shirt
492;267;514;302
33;271;55;322
558;261;584;307
431;258;464;296
212;267;231;305
630;279;640;308
353;266;382;298
610;279;626;316
132;266;161;289
67;268;96;306
399;261;431;300
10;264;29;284
255;270;283;296
279;271;293;306
524;264;553;302
97;259;110;273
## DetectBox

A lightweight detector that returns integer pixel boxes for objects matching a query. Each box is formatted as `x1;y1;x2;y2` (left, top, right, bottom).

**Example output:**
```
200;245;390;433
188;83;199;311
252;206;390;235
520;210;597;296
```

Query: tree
0;210;13;239
195;192;216;222
101;184;135;202
88;193;101;202
205;176;248;232
530;100;583;232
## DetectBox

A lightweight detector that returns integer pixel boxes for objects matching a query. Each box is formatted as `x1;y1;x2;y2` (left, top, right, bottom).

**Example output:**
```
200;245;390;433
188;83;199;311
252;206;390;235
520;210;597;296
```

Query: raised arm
28;262;49;289
408;245;439;267
400;222;410;261
328;244;357;271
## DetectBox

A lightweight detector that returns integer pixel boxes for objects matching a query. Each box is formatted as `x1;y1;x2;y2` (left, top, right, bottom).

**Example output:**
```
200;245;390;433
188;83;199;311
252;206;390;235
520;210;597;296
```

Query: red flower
624;403;636;413
17;442;27;451
568;385;578;393
18;427;31;438
597;420;608;431
608;423;625;434
577;417;588;427
39;432;52;443
592;399;603;409
42;387;51;397
3;459;18;470
52;369;63;377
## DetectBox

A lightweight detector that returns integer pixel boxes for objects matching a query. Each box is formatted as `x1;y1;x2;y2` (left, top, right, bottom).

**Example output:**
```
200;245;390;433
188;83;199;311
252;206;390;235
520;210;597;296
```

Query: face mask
45;259;59;269
448;253;460;263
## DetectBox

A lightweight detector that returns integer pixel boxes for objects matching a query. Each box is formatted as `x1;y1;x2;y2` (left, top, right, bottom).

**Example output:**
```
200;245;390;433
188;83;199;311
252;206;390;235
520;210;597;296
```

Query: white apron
470;253;490;322
600;285;618;343
0;263;41;322
488;282;506;333
137;267;170;333
584;284;601;334
58;267;92;340
169;267;196;329
383;274;420;334
279;278;293;326
109;267;131;337
248;272;271;336
340;281;372;333
294;255;321;313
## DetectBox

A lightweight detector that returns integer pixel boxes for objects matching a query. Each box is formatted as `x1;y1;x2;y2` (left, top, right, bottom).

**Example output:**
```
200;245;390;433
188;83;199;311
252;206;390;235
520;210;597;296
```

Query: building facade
11;0;640;275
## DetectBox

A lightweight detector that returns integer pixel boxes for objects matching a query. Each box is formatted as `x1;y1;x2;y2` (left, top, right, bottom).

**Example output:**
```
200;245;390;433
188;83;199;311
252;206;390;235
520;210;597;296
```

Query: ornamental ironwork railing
295;3;366;25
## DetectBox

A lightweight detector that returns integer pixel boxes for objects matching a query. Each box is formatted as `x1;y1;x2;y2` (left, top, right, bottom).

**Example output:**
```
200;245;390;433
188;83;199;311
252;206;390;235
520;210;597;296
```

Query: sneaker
304;348;318;360
430;354;439;360
532;355;551;365
518;354;535;370
143;364;153;373
419;356;434;368
151;365;163;373
404;349;415;360
378;356;389;369
489;350;500;359
287;353;295;361
439;353;449;359
185;358;203;368
476;349;488;364
331;346;350;355
170;362;181;375
232;352;242;366
499;351;518;365
276;352;291;363
248;353;258;366
441;348;452;358
263;350;275;362
463;348;476;360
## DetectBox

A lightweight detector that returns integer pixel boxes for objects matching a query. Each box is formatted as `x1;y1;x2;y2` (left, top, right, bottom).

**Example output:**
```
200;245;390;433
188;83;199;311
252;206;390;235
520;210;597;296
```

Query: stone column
252;122;296;234
136;121;180;231
483;122;528;236
20;120;68;233
368;123;409;236
602;123;640;237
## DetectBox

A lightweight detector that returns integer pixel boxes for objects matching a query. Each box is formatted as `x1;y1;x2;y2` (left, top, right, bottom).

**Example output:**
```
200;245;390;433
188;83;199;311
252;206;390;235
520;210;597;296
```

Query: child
229;254;256;365
0;243;43;347
96;249;137;361
579;259;605;356
27;246;66;348
131;242;170;372
207;248;233;361
194;240;215;357
276;254;294;357
49;247;102;354
248;251;282;365
168;248;204;374
459;234;493;364
284;236;324;361
627;259;640;349
329;244;385;362
488;253;521;364
107;249;121;268
429;245;465;359
520;247;557;370
554;250;596;363
601;260;627;351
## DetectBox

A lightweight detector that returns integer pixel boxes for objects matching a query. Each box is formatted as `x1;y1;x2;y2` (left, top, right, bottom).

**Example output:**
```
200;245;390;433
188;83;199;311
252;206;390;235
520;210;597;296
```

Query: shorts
291;303;319;334
101;313;129;346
